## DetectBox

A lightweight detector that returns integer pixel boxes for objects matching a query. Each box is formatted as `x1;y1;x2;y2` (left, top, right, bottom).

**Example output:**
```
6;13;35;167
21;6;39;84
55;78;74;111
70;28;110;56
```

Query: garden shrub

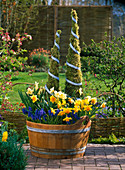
65;9;83;97
81;35;125;117
47;30;61;92
29;48;50;72
0;122;27;170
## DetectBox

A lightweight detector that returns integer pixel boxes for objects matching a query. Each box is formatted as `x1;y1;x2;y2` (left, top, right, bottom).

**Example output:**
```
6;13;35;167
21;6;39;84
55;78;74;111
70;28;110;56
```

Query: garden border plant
81;35;125;117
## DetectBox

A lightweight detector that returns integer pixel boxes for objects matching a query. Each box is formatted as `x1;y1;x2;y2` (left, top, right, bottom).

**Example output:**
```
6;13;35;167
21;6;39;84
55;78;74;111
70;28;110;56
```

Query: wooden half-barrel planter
26;116;91;159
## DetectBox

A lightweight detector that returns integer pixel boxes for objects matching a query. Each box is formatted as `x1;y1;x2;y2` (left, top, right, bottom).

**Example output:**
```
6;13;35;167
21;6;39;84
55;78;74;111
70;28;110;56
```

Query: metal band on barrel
31;146;86;156
27;126;91;134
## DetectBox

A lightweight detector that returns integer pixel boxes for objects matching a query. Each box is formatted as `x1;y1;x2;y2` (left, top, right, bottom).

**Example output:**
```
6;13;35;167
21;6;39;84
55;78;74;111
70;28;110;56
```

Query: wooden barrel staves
26;116;91;159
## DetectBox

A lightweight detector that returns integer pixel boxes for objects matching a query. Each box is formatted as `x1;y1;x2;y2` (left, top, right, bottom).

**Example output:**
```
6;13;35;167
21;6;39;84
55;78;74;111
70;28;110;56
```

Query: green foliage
89;133;125;144
47;30;61;91
0;122;27;170
81;35;125;116
65;9;83;97
29;48;50;71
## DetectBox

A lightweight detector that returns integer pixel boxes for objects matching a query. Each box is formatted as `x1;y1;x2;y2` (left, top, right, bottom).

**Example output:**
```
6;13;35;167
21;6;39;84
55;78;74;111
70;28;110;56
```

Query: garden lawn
8;72;109;104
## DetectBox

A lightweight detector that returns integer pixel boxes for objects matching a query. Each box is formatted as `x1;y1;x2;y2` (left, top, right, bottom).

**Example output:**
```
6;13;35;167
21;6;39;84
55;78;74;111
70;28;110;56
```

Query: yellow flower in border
57;101;62;108
68;97;74;104
54;91;60;98
74;99;81;107
62;99;66;106
83;99;89;105
85;96;91;102
50;95;56;103
59;92;67;100
50;108;56;115
58;110;66;116
63;116;72;122
73;106;81;113
63;108;72;114
35;81;39;91
50;87;54;94
101;102;106;108
79;88;83;96
84;105;92;111
31;95;38;103
91;97;97;105
26;87;34;95
38;88;43;95
2;131;8;142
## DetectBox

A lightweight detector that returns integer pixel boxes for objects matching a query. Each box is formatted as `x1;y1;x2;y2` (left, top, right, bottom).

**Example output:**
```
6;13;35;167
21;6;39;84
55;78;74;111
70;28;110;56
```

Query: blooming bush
29;48;50;71
19;82;106;125
0;122;27;169
0;27;32;100
0;98;25;113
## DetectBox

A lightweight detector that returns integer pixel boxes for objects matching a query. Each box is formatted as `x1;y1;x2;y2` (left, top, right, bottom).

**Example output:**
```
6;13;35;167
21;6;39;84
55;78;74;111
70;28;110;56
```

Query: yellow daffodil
83;99;89;105
50;95;56;103
31;95;38;103
58;110;66;116
91;97;97;105
50;87;54;94
74;99;81;107
84;105;92;111
101;102;106;108
85;96;91;102
59;91;67;100
62;99;66;106
2;131;8;142
57;101;62;108
63;108;72;114
63;116;72;122
79;88;83;96
35;81;39;91
73;106;81;113
50;108;56;115
54;91;60;98
26;87;34;95
68;97;74;104
38;88;43;95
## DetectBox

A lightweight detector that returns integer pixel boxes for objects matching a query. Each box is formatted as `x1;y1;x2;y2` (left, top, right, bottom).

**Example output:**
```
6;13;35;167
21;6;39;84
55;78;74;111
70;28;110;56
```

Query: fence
12;5;112;63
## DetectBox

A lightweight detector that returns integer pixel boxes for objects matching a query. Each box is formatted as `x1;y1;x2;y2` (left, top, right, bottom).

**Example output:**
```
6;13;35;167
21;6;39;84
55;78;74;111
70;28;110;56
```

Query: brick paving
23;143;125;170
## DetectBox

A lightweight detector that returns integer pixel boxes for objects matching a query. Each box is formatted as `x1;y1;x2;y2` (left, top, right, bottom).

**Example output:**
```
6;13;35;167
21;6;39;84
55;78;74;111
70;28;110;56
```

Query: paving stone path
23;143;125;170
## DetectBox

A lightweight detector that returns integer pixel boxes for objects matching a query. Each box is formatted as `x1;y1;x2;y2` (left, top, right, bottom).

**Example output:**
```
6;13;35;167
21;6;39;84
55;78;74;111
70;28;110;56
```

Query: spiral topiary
45;30;61;94
65;9;83;97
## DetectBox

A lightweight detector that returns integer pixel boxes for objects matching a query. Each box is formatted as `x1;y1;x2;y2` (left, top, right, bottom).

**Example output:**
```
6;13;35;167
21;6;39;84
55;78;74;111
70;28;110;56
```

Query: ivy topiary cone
65;9;83;97
47;30;61;92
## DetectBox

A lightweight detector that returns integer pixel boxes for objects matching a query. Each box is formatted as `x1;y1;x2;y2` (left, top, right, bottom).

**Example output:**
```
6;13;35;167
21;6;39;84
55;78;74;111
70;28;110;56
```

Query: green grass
7;72;110;104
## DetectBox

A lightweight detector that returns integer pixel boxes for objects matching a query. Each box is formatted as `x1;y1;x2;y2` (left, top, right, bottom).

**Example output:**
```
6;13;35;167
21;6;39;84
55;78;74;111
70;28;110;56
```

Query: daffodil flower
50;95;56;103
35;81;39;91
79;88;83;96
26;87;34;95
50;87;54;94
91;97;97;105
101;102;106;108
31;95;38;103
2;131;8;142
63;116;72;122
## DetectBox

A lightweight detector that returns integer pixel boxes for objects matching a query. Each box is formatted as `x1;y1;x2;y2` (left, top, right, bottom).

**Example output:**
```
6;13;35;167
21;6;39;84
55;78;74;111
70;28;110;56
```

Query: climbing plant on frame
45;30;61;93
65;9;83;97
